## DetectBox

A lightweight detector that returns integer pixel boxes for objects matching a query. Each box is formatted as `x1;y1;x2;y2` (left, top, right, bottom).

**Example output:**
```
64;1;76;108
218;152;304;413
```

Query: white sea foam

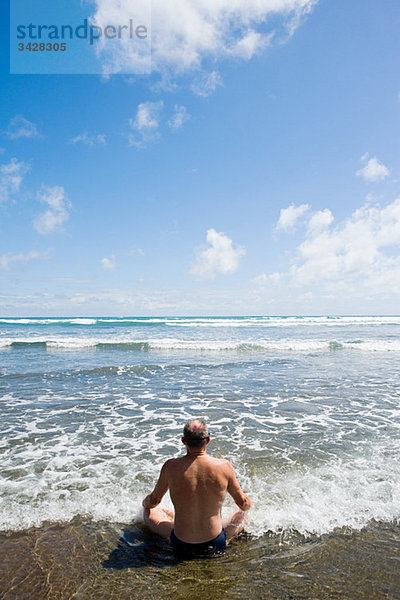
165;316;400;328
1;440;399;536
245;451;400;537
1;385;399;535
0;318;97;325
1;316;400;327
1;336;400;352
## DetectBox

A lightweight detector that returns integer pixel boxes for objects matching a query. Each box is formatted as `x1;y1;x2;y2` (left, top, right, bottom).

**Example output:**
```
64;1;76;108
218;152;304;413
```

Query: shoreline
1;518;399;599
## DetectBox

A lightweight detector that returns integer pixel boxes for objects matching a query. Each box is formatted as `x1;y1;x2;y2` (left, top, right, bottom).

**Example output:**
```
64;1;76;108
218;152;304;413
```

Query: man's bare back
142;420;251;554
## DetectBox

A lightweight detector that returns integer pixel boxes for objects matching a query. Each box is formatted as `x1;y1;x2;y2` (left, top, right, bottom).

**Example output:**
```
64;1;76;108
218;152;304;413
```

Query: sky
1;0;399;316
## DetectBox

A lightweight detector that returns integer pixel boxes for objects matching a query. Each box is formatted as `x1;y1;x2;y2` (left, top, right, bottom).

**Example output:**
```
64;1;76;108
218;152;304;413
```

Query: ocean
0;316;399;599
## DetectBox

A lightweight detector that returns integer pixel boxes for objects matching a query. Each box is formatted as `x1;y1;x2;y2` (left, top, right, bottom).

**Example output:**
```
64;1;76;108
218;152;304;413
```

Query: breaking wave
1;337;400;352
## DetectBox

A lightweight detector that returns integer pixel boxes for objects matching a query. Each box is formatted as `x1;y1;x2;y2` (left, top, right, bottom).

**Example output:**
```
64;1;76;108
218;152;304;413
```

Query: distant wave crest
1;316;400;328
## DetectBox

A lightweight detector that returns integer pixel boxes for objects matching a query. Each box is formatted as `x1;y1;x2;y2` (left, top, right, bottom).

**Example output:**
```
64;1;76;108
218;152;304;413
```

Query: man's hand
142;494;155;509
239;494;252;511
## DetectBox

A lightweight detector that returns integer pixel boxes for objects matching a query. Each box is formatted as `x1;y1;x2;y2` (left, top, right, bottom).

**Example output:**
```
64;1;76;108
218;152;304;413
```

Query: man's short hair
183;419;209;448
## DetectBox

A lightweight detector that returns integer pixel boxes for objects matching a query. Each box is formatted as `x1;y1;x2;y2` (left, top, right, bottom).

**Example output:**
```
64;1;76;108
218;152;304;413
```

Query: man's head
182;419;210;449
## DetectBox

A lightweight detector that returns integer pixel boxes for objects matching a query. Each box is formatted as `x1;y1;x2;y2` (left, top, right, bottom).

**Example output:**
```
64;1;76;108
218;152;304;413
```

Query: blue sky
1;0;399;316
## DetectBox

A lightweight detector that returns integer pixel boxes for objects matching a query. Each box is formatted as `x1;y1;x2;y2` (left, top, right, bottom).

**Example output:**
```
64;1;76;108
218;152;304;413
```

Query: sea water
1;315;399;539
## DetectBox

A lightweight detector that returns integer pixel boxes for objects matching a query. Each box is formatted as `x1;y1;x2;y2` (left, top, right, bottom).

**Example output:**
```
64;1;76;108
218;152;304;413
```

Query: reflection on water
1;519;399;599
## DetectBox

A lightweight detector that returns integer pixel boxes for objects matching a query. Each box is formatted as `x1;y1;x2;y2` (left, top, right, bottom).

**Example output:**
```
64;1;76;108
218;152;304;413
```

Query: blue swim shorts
170;529;226;558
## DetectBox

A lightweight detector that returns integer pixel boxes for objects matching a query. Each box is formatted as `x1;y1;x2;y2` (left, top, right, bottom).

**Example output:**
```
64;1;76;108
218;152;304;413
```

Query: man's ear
181;437;186;445
206;436;210;445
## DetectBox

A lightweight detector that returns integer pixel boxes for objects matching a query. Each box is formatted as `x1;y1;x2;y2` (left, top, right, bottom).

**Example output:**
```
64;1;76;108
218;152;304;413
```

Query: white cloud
276;203;310;230
356;156;390;182
128;101;164;146
191;71;223;97
6;116;41;140
307;209;334;233
273;199;400;295
0;250;43;271
0;158;29;203
231;30;273;59
252;272;282;286
34;186;70;235
190;228;245;279
70;132;106;147
168;105;190;130
101;256;116;270
134;101;163;130
91;0;318;78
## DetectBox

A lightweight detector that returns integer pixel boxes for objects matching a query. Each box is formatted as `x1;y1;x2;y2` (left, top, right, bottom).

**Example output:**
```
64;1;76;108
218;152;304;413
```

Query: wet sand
1;519;399;599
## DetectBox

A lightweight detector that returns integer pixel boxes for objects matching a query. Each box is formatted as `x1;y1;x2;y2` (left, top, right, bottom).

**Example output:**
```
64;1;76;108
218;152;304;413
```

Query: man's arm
142;461;170;509
226;462;252;511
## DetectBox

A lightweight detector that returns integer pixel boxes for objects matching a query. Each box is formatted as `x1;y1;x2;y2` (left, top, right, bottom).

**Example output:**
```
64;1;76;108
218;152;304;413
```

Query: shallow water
1;316;400;597
1;519;400;599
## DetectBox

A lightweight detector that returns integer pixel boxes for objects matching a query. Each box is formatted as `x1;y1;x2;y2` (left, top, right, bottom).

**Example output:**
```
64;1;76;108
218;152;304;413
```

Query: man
142;419;252;558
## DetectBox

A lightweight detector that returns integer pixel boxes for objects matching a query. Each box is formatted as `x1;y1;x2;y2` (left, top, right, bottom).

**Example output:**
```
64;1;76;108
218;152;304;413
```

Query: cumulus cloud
271;199;400;295
101;256;116;270
6;116;41;140
307;208;334;233
134;101;163;130
356;155;390;182
168;105;190;130
34;186;70;235
70;132;106;147
91;0;318;78
0;158;29;203
276;203;310;230
190;228;245;279
0;250;43;271
128;101;164;146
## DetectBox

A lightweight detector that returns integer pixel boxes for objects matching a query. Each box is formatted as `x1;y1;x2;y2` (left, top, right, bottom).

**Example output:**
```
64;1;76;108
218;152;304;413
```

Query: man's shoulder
209;455;231;464
207;456;233;471
162;457;179;469
163;455;233;472
162;457;186;472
